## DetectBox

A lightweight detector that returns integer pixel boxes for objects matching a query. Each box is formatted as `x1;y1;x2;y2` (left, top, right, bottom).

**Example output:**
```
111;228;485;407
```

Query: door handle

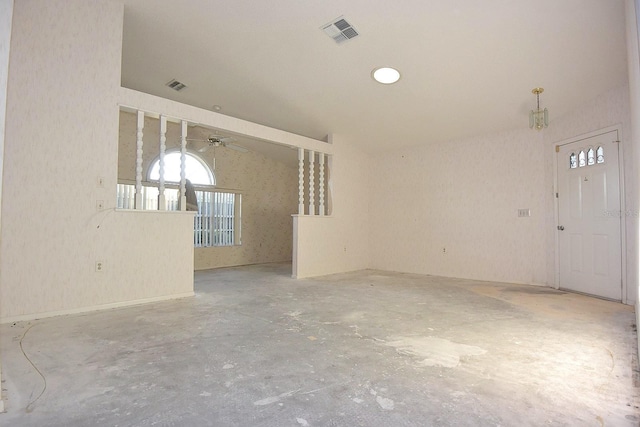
557;225;564;231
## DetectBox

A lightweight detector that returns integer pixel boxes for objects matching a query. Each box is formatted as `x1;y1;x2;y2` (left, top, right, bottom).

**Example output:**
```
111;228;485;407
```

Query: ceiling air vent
321;16;359;44
166;79;187;92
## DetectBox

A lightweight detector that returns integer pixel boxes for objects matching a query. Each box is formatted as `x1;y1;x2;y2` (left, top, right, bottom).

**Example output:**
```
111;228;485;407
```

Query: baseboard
0;292;195;324
194;260;292;271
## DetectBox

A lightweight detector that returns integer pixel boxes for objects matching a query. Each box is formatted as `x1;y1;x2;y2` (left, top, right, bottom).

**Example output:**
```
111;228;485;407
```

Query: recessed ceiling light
212;105;222;111
372;67;401;84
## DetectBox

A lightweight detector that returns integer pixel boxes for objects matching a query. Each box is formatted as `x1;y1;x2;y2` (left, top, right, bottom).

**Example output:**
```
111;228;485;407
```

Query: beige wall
543;85;634;303
0;0;194;322
370;128;546;285
624;0;640;362
0;0;13;412
368;85;635;303
118;112;298;270
293;135;371;278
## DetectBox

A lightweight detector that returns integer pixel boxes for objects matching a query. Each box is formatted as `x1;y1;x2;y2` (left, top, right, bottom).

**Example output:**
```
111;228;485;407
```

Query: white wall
0;0;194;322
369;128;546;285
0;0;13;412
293;135;371;278
0;0;11;214
543;85;634;303
625;0;640;354
367;85;634;299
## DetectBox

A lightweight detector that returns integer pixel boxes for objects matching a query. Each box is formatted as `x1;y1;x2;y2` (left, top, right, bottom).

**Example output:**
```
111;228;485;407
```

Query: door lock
557;225;565;231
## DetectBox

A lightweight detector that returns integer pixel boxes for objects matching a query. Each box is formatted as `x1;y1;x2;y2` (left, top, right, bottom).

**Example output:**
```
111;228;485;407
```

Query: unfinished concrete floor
1;263;639;426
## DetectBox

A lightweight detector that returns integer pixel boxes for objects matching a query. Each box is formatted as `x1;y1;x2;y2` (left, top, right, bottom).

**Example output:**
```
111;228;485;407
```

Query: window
567;147;605;170
118;151;241;248
148;151;214;185
578;150;586;167
587;148;595;166
196;192;238;247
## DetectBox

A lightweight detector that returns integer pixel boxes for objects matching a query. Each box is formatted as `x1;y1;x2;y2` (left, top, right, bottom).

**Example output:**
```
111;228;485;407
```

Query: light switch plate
517;209;531;217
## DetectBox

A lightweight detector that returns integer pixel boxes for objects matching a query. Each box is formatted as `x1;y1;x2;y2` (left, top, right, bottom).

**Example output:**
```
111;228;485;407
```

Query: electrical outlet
96;200;104;211
97;176;104;187
95;261;104;272
443;247;447;254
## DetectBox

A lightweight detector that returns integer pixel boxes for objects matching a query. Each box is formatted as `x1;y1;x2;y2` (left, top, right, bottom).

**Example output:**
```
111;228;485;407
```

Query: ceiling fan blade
226;143;249;153
208;134;232;142
184;137;211;152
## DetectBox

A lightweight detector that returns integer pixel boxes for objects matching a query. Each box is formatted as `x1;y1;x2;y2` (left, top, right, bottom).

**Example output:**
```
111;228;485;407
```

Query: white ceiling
121;0;628;157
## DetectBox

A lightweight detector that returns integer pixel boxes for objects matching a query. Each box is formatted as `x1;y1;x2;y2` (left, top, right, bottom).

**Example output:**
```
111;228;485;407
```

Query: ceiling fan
186;135;248;153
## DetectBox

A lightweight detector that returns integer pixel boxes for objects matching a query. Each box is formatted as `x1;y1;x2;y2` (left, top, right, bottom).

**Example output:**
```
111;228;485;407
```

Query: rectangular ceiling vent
321;16;359;44
166;79;187;91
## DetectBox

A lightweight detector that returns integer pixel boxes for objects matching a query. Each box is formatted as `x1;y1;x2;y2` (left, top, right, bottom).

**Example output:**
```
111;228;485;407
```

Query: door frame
553;124;627;303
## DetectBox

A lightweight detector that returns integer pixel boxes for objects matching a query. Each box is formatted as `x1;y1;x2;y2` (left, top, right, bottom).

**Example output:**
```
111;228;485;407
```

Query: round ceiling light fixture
372;67;401;84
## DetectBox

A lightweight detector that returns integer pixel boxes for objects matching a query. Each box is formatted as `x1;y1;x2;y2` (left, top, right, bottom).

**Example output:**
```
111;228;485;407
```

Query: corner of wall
293;135;372;277
1;0;194;320
0;0;15;414
625;0;640;353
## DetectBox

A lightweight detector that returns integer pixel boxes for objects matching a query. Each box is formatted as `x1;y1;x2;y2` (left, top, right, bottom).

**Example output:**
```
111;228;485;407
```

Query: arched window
138;151;239;248
148;151;215;185
587;148;595;166
578;150;586;167
569;153;577;169
564;147;605;171
596;146;604;164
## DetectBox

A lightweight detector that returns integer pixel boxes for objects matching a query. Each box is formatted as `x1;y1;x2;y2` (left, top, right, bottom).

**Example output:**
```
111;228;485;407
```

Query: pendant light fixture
529;87;549;130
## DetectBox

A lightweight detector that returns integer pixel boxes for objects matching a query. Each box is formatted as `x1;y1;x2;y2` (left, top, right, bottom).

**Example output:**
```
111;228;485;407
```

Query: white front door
557;130;622;300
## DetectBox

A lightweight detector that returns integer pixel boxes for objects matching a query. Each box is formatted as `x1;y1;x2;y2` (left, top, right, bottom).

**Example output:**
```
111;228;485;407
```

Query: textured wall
0;0;194;321
624;0;640;364
370;128;546;285
543;85;635;303
118;112;298;270
0;0;11;225
369;85;634;301
0;0;14;407
293;135;372;278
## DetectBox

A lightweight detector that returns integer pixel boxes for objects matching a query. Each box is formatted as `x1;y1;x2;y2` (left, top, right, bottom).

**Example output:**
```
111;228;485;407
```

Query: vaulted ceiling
121;0;628;154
